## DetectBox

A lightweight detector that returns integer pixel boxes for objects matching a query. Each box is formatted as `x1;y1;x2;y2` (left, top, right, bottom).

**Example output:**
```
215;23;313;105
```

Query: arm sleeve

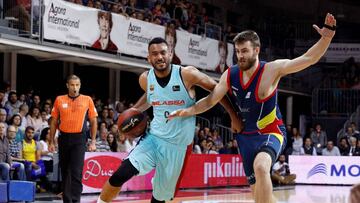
88;97;98;119
51;97;60;119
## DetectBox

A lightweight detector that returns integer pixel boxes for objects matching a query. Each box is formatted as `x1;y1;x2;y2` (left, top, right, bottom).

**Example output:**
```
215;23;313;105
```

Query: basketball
117;108;147;138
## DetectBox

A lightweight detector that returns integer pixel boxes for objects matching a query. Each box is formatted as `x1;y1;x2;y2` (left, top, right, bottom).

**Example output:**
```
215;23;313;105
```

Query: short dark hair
66;75;81;83
233;30;260;48
148;37;168;49
25;126;35;133
98;11;113;29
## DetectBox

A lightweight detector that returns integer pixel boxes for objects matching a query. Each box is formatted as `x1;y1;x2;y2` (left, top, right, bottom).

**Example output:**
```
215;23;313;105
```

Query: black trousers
58;132;87;203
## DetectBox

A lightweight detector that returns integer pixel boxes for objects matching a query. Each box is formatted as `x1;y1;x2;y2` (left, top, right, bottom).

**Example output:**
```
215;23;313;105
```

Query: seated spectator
338;137;350;156
18;104;29;132
348;137;360;156
27;106;43;139
230;139;240;154
0;108;8;129
21;127;44;180
39;128;54;173
193;143;202;154
322;141;340;156
291;127;303;155
116;133;127;152
0;123;12;182
310;124;327;155
212;129;223;149
4;91;21;119
95;129;110;152
7;125;26;180
300;137;317;156
206;140;218;154
9;114;25;143
21;126;50;192
107;133;118;152
271;154;296;185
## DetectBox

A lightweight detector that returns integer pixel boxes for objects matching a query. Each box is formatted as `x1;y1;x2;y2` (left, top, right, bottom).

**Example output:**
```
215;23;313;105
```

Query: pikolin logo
203;157;245;184
307;163;327;178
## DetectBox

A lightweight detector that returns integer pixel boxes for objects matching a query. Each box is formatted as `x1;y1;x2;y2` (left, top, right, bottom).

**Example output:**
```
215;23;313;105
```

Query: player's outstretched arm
272;13;336;77
170;69;229;117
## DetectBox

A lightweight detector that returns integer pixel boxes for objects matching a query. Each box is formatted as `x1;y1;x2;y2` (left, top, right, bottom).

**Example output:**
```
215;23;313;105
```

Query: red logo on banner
82;155;122;188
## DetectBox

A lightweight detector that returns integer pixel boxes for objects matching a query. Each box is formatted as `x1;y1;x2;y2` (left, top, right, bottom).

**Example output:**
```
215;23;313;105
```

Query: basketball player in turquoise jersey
170;13;336;203
97;37;242;203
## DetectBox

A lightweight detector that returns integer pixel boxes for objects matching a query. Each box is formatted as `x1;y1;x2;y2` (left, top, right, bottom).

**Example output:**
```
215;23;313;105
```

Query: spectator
230;139;240;154
0;108;8;129
7;125;26;181
0;123;12;182
39;127;54;173
9;114;24;143
38;127;53;191
338;137;350;156
18;104;29;132
38;110;49;134
107;133;118;152
95;129;110;152
0;90;5;108
4;0;31;32
98;108;113;127
116;133;127;152
43;102;52;120
322;141;340;156
300;137;317;156
32;94;41;109
271;154;296;185
5;91;21;120
310;124;327;155
348;137;359;156
26;106;43;136
21;126;42;181
291;127;303;155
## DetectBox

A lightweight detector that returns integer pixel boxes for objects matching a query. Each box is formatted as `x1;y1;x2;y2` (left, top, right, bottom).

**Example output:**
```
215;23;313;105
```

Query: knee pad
151;196;165;203
108;159;139;187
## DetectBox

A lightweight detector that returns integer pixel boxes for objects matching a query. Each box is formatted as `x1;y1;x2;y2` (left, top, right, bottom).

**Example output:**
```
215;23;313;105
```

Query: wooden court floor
41;185;350;203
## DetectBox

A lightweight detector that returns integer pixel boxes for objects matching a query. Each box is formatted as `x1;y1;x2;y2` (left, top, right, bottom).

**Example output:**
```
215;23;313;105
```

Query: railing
336;105;360;144
312;89;360;117
196;116;211;130
215;124;233;146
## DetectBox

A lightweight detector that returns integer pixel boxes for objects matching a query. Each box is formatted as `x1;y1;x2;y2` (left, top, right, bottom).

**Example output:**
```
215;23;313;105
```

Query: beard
152;59;170;73
238;53;257;71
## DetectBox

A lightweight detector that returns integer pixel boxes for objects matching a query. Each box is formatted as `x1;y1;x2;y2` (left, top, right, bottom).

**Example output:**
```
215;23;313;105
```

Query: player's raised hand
313;13;336;39
167;108;192;121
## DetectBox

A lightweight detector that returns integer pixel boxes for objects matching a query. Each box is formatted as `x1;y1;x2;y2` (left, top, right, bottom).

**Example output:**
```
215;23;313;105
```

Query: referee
49;75;98;203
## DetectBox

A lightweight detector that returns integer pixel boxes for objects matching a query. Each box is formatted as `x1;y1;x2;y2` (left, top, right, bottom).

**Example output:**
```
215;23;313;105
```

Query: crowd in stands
65;0;216;37
284;123;360;158
192;125;239;155
0;84;144;192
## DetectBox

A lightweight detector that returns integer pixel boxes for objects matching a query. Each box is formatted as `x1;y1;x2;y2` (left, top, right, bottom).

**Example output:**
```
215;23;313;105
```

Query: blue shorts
235;126;286;185
127;133;189;201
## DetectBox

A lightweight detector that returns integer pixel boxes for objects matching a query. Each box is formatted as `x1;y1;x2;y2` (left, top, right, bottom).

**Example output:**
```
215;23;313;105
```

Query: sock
97;197;108;203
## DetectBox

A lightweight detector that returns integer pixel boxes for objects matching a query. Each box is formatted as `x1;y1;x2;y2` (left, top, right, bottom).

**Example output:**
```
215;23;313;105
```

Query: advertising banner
325;43;360;63
42;0;235;71
289;155;360;185
82;153;247;193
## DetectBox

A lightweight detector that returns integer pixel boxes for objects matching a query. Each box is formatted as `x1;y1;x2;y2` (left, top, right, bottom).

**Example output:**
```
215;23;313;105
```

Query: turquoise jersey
147;64;196;146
